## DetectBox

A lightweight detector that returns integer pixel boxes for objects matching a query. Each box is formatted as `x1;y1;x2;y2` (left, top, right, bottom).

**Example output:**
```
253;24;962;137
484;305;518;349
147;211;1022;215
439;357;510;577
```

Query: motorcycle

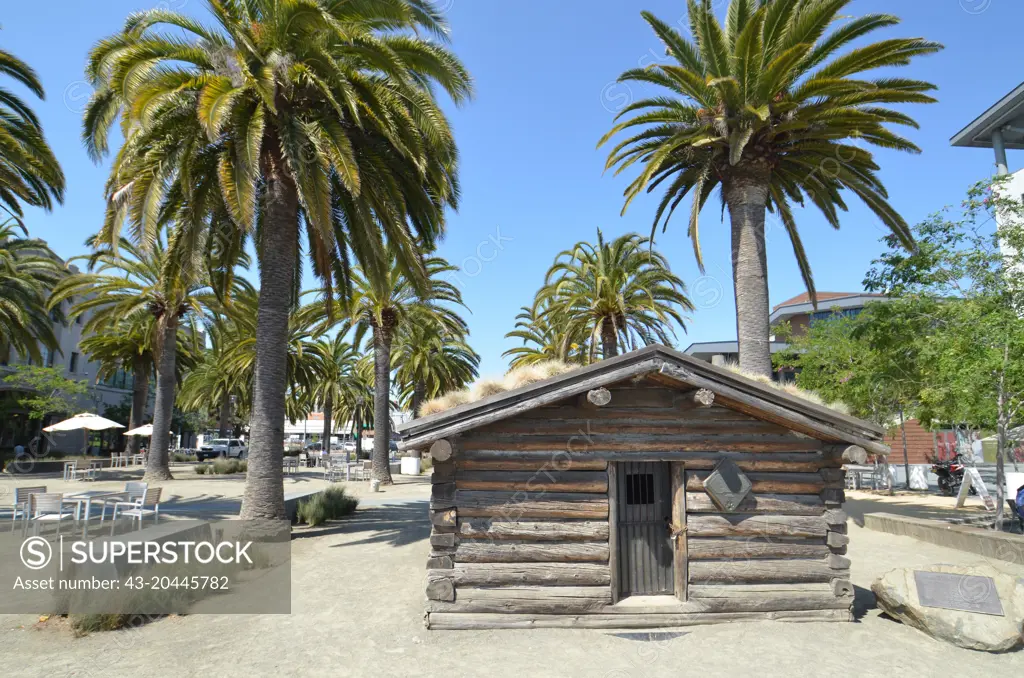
931;454;977;497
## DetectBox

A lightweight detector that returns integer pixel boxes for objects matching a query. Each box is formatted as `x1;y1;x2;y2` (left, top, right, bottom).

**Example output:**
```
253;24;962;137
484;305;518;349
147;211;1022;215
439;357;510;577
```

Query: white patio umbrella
123;423;154;437
43;413;126;432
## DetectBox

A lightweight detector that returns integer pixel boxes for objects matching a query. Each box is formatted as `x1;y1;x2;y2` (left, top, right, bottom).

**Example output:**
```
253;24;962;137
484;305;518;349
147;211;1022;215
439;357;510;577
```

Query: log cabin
395;345;888;630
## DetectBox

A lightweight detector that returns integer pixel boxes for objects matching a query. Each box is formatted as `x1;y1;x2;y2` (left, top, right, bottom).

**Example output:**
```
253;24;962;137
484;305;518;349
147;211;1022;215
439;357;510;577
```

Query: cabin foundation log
426;608;853;630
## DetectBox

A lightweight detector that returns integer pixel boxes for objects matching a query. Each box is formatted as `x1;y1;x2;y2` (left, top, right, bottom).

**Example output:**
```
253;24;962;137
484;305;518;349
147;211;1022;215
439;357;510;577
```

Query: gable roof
396;345;888;455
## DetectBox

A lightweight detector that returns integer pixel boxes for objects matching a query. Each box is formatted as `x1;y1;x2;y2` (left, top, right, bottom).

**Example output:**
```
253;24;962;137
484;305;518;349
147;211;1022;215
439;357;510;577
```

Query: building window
46;349;56;367
69;352;79;373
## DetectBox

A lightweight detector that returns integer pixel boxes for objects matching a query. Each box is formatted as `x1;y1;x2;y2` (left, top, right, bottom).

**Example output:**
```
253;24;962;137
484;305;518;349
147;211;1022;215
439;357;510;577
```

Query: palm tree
503;300;590;369
538;230;693;361
600;0;941;375
349;255;468;483
49;238;207;480
0;219;65;363
0;48;64;219
78;318;154;458
84;0;471;518
307;335;361;455
394;313;480;418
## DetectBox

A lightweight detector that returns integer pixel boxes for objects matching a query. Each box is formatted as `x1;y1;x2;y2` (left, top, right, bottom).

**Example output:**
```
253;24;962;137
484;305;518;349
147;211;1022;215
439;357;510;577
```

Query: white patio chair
113;487;162;529
361;460;372;481
63;460;78;482
283;457;298;474
30;493;75;536
11;486;46;533
100;481;149;522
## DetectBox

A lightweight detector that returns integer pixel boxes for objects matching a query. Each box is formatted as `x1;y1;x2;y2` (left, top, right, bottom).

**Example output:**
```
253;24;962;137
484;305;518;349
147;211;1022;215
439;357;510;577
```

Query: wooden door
615;461;674;596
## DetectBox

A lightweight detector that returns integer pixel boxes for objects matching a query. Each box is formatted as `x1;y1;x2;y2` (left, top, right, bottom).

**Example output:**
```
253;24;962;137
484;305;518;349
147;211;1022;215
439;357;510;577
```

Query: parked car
305;441;323;452
198;438;248;461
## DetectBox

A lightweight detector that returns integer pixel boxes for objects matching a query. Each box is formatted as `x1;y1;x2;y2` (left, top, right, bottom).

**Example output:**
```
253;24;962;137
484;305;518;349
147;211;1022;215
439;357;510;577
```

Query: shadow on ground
291;500;429;548
853;584;876;620
844;494;989;528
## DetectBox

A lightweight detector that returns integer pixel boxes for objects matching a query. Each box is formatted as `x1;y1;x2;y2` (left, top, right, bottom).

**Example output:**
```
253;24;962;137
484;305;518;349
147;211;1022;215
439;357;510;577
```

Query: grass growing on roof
419;360;576;416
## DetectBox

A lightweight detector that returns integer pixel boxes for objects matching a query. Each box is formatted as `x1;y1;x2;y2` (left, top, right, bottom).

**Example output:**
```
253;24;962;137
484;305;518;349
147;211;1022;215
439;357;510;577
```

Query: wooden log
457;458;609;472
430;438;454;462
693;388;715;407
455;541;609;563
430;482;456;509
681;589;853;613
513;404;756;422
455;471;608;493
427;586;611;614
430;533;457;548
431;462;455;484
455;491;609;519
686;492;824;515
430;509;456;528
820;468;845;483
458;518;609;542
425;577;455;602
458;432;822;453
689;583;832;597
426;608;852;630
687;471;825;495
824;444;868;465
456;449;825;472
478;417;790;436
826;532;850;548
689;559;836;584
686;514;828;538
586;387;612;407
439;563;612;586
827;554;852;570
831;579;854;597
687;538;828;560
823;509;848;527
820;488;845;505
426;555;453;570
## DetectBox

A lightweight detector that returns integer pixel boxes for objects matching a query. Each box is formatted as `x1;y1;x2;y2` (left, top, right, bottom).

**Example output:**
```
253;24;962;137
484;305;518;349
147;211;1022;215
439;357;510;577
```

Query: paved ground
1;482;1023;677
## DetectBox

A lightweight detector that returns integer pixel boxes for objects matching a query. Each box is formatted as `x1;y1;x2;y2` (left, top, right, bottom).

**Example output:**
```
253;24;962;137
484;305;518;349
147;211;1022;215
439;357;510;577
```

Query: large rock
872;564;1024;652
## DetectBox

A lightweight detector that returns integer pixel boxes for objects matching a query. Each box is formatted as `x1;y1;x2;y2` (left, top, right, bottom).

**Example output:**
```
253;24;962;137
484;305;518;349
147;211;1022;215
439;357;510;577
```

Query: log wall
424;378;854;630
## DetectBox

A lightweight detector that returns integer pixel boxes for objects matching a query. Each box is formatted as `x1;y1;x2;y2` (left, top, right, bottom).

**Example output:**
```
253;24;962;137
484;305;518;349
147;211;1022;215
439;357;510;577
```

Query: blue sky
3;0;1022;377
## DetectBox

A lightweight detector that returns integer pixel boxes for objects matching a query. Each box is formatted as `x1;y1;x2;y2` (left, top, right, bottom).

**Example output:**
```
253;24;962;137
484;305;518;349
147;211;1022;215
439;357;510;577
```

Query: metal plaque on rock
914;571;1004;616
703;459;752;512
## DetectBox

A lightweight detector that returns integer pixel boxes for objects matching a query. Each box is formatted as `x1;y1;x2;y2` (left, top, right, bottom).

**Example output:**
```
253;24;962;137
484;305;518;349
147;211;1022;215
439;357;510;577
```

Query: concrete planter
400;456;422;475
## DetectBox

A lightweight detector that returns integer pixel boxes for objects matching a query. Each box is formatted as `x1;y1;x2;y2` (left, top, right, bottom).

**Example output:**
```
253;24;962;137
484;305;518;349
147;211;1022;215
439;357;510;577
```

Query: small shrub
172;452;198;462
194;463;210;475
296;487;358;526
211;458;247;475
419;455;433;474
69;613;143;635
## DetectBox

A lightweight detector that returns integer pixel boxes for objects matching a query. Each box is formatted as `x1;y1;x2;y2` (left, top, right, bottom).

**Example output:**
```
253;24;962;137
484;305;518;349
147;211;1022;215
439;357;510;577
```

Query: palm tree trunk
372;325;394;484
723;175;773;377
146;316;177;481
217;391;231;439
600;322;618;359
241;142;298;520
411;380;426;419
323;394;333;456
127;353;150;457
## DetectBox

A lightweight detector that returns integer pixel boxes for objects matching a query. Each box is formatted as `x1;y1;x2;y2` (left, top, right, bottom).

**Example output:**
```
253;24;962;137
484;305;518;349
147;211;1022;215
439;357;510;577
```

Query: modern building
683;291;889;378
0;260;146;451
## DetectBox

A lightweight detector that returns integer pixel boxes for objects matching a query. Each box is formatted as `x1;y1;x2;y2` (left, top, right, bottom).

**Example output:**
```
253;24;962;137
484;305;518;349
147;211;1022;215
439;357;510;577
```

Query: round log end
694;388;715;408
587;388;612;407
430;439;453;462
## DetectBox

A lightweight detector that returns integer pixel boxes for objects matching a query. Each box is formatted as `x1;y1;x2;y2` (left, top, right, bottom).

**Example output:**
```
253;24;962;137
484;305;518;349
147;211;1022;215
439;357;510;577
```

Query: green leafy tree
307;335;361;455
49;238;207;480
348;255;468;483
0;47;64;219
84;0;472;519
78;317;154;457
862;181;1024;524
3;365;89;420
537;230;692;360
601;0;941;376
0;219;66;362
394;310;480;418
503;300;590;369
